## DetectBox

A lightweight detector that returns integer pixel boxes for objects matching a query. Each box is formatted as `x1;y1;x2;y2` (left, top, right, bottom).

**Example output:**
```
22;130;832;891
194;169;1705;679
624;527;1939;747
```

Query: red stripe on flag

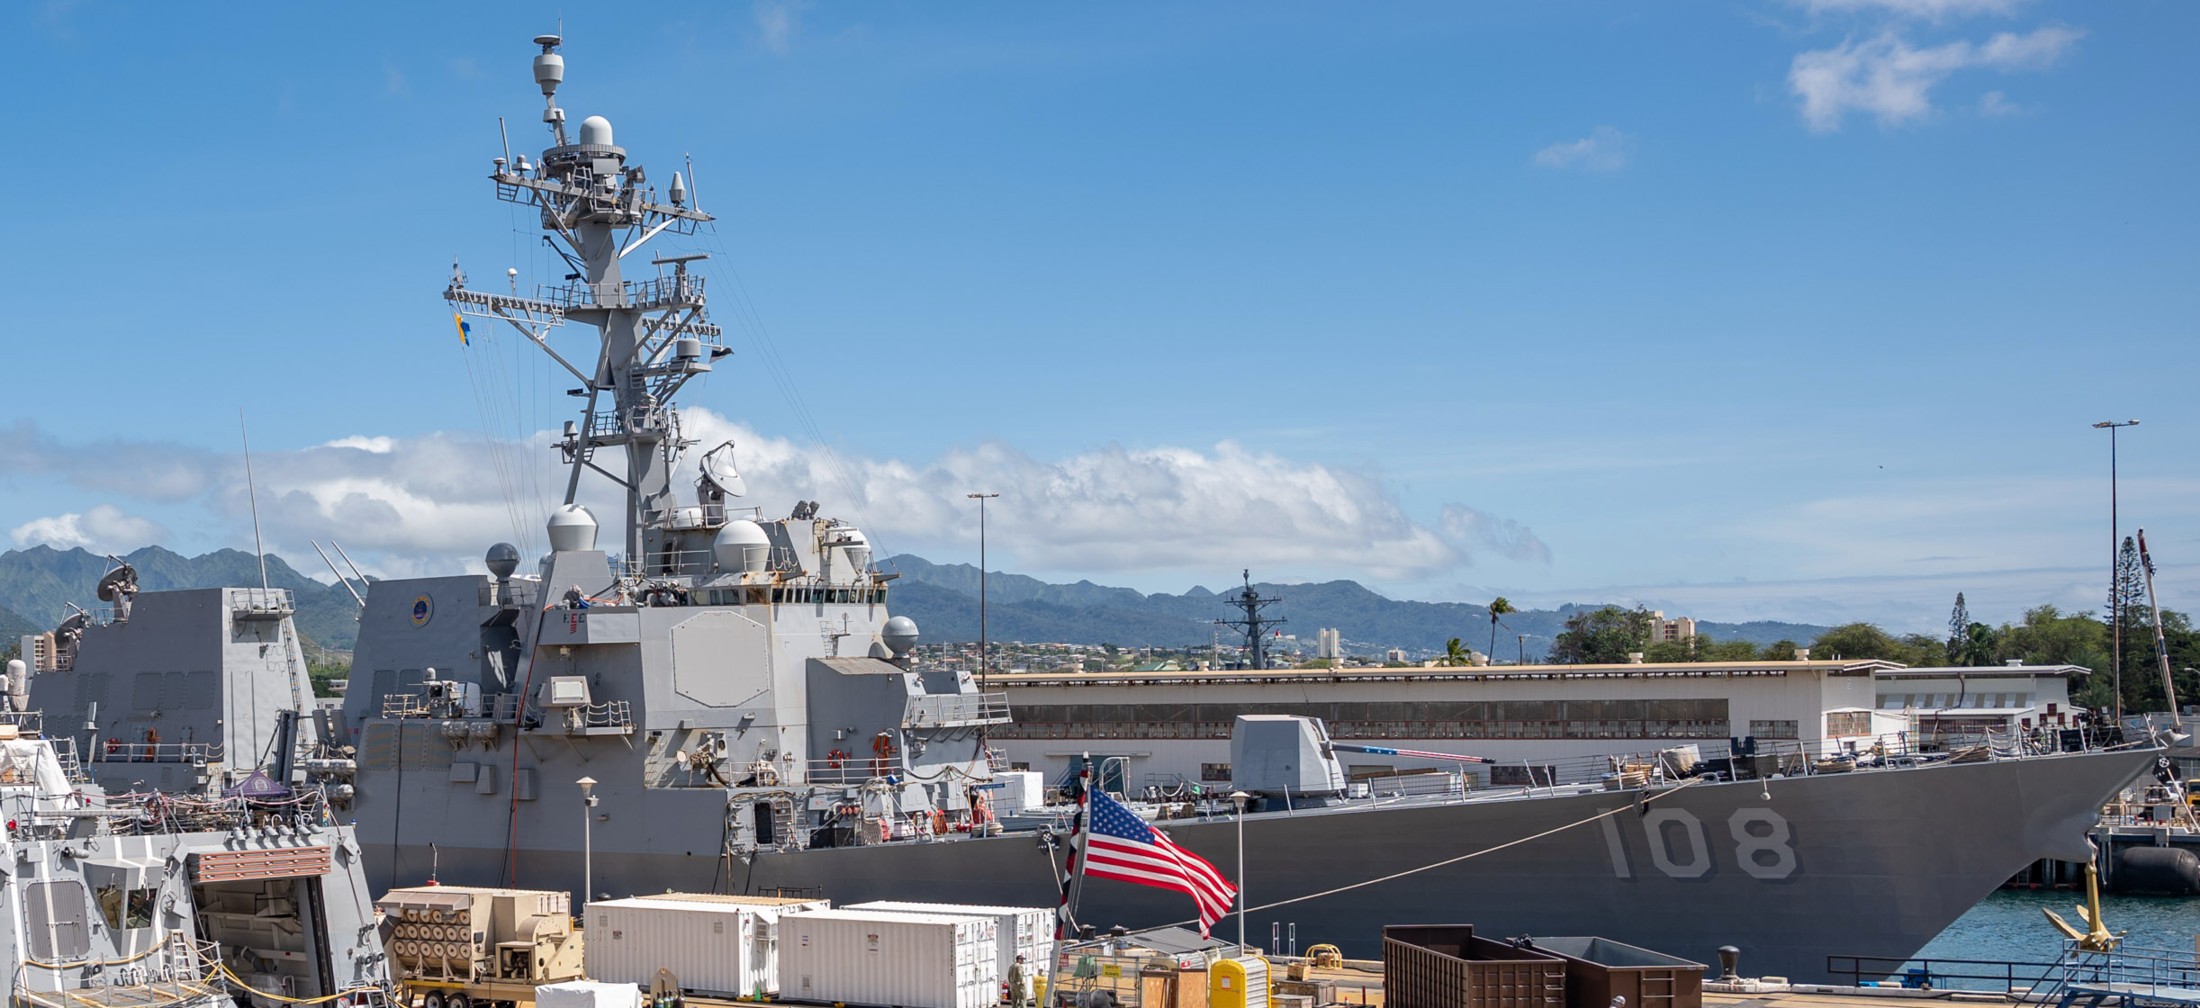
1080;789;1239;936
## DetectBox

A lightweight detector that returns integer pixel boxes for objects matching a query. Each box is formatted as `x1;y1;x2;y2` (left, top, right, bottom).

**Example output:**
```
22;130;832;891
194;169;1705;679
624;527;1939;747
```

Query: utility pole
2093;420;2138;720
966;493;1000;689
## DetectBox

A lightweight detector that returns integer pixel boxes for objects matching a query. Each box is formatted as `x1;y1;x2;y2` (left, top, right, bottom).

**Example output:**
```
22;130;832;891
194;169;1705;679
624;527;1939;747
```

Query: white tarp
535;981;643;1008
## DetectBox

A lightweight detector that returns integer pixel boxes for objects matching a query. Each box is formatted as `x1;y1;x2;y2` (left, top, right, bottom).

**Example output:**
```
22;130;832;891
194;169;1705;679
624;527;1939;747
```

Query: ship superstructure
337;34;1008;899
18;565;323;798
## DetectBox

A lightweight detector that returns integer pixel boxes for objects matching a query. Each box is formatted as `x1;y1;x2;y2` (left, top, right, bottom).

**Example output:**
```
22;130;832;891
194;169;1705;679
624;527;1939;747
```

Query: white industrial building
985;658;2083;789
1873;662;2087;744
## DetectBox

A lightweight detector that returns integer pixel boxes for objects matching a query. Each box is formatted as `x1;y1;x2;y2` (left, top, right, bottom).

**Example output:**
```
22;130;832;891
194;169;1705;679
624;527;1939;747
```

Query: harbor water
1848;891;2198;986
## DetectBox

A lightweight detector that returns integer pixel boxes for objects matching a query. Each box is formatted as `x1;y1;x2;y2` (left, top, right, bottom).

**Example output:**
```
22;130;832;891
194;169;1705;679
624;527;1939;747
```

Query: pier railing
1825;954;2066;992
2049;942;2200;1004
1260;727;2092;800
1829;944;2200;996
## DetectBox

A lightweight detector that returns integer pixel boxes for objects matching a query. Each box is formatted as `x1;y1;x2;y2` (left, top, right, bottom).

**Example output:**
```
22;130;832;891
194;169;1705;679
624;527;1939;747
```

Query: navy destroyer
21;34;2161;986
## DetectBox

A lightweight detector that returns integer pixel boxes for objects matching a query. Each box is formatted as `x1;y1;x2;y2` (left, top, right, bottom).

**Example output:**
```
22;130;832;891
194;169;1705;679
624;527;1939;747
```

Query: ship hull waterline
360;747;2148;983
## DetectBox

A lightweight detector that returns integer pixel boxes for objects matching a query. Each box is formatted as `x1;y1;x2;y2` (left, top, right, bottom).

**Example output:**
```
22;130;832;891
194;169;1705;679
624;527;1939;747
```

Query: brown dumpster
1525;937;1705;1008
1383;925;1567;1008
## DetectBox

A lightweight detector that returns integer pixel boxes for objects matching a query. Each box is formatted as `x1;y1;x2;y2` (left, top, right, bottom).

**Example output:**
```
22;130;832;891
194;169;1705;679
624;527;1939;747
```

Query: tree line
1544;539;2199;715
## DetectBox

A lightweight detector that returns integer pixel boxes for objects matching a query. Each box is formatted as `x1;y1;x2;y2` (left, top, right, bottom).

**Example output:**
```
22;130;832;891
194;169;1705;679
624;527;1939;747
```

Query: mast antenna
239;411;270;591
311;541;367;610
1215;569;1286;670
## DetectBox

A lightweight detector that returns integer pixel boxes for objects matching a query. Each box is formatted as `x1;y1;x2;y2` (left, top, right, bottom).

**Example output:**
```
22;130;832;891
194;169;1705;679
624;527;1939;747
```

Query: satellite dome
882;616;919;657
485;542;522;579
713;519;771;574
579;115;614;146
546;504;599;552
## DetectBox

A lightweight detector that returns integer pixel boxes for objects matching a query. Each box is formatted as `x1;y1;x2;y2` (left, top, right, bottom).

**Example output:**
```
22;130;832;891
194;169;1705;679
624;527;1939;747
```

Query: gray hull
362;747;2150;984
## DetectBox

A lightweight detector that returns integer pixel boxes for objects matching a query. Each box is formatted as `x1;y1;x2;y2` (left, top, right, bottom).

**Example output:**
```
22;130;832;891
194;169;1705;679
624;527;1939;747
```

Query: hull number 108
1597;807;1796;881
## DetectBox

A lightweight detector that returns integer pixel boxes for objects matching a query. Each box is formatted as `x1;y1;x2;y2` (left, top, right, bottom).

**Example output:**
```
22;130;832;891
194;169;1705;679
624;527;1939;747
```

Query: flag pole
1047;754;1093;1008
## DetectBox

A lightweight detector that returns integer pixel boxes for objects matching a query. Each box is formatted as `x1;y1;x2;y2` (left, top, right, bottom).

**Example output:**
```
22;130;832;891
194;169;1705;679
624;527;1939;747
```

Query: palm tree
1488;597;1516;661
1441;637;1472;666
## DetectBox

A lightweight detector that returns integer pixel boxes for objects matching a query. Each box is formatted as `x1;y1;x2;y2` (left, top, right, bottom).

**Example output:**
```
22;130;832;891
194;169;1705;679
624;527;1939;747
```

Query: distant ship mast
445;34;726;569
1216;569;1285;670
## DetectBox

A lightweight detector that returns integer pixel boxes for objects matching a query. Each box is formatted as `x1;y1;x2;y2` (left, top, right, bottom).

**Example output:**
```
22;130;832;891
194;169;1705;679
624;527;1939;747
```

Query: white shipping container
780;909;1000;1008
584;896;828;998
844;900;1055;996
989;771;1046;814
536;981;644;1008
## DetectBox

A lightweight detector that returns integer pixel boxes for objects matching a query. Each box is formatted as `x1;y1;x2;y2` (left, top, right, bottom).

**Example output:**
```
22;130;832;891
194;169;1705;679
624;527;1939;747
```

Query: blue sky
1;1;2193;634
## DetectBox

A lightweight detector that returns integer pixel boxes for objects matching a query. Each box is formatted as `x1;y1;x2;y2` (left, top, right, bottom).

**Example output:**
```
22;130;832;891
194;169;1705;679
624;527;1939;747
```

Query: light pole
1517;633;1527;665
2093;420;2138;720
967;493;1000;689
1230;790;1251;953
576;776;598;904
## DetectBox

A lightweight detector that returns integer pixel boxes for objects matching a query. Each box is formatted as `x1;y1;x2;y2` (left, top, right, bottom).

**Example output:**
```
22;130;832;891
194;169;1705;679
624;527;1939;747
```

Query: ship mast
446;35;726;570
1216;569;1285;670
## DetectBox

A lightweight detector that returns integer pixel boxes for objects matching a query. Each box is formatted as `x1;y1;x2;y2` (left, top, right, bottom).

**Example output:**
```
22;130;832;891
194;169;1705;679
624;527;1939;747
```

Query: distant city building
1383;647;1407;663
1316;628;1342;660
1646;611;1696;643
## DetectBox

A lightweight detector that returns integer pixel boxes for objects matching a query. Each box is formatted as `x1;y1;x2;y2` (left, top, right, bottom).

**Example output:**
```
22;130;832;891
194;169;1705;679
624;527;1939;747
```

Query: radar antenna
95;559;139;623
698;440;746;500
448;35;721;568
1215;569;1286;670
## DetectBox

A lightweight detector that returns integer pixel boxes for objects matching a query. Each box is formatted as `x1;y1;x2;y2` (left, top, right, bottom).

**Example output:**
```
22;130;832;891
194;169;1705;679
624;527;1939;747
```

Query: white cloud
1789;26;2080;131
0;415;1545;588
10;505;168;554
754;1;800;55
1438;506;1552;565
1531;126;1629;171
673;410;1506;583
1799;0;2025;20
0;421;215;501
321;435;396;453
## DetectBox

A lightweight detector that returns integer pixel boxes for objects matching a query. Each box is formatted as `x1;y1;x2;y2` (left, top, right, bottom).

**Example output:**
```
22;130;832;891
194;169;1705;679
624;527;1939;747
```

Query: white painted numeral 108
1599;808;1796;880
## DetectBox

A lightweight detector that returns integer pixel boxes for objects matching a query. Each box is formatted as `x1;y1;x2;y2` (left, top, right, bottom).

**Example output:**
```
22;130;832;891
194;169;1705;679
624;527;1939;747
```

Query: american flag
1081;787;1238;937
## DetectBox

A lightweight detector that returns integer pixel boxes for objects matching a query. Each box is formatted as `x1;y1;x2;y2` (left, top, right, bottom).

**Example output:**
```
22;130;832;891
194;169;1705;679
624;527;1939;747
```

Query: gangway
2049;943;2200;1008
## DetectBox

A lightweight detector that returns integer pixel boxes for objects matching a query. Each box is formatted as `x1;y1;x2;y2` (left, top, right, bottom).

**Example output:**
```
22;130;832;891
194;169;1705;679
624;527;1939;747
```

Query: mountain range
0;545;1828;661
876;554;1828;657
0;546;364;652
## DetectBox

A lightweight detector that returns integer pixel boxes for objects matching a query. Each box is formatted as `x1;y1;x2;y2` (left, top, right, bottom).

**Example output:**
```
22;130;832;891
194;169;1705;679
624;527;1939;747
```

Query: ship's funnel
546;504;599;553
713;519;771;574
